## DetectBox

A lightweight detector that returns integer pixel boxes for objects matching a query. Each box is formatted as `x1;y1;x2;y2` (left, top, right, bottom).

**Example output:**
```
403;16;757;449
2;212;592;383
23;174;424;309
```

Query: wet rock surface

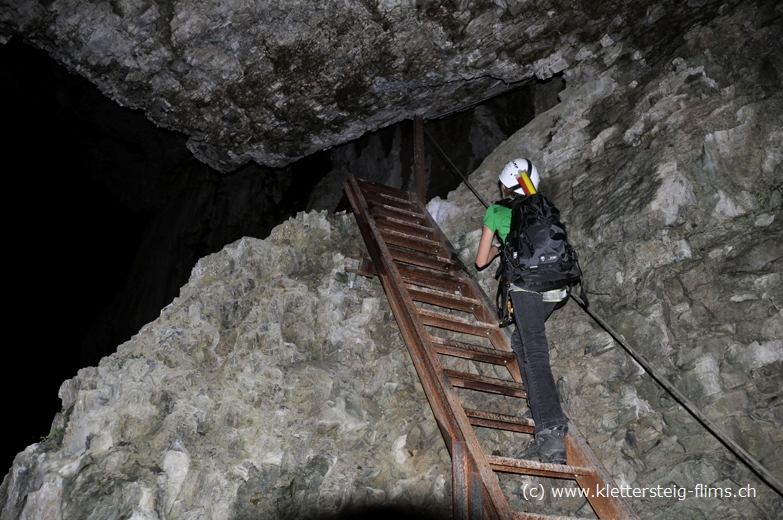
2;0;736;171
432;1;782;517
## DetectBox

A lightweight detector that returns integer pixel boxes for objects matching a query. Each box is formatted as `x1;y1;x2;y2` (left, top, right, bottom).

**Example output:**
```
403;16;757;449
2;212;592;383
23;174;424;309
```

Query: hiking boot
518;426;567;464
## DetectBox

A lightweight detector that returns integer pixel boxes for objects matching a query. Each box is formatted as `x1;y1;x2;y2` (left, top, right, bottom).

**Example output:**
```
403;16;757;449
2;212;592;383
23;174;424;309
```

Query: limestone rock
2;1;782;518
0;212;452;520
1;0;737;171
437;1;782;517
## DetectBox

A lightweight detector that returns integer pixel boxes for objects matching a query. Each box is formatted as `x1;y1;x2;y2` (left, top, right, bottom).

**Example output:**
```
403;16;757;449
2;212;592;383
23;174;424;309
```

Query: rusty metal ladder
344;174;638;520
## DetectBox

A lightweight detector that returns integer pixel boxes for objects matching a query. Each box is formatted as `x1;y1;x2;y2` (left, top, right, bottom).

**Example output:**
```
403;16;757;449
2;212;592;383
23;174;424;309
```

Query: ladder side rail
564;422;639;519
344;176;462;449
453;441;487;520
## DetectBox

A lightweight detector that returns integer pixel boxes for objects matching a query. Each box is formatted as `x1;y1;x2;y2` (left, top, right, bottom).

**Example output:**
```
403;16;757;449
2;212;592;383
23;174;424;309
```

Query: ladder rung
463;408;534;434
375;214;435;237
398;265;466;294
367;200;426;220
371;204;429;227
429;336;515;365
487;454;597;479
380;229;448;257
356;177;410;198
391;246;458;272
444;369;527;398
345;258;377;278
419;309;495;338
512;510;587;520
380;227;441;247
407;285;481;314
410;281;499;325
378;222;438;246
363;190;421;211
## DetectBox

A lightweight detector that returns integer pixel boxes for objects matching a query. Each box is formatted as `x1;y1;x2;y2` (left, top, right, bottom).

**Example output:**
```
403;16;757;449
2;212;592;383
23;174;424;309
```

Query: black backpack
494;193;585;326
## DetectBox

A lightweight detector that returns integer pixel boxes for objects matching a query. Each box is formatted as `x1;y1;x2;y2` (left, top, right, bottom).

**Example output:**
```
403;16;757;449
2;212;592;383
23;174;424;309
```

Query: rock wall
1;1;781;519
0;212;453;520
1;0;736;171
431;0;782;517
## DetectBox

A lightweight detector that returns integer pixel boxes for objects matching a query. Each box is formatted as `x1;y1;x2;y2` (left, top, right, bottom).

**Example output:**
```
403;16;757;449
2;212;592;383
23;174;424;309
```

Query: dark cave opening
2;37;150;475
0;36;563;475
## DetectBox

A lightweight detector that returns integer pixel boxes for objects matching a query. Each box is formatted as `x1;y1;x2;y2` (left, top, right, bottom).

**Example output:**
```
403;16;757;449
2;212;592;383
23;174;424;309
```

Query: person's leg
510;329;534;422
510;290;566;433
510;290;568;463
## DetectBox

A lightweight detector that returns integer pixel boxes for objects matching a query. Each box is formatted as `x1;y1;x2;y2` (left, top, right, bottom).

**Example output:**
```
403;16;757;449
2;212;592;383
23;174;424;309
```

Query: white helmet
499;158;539;195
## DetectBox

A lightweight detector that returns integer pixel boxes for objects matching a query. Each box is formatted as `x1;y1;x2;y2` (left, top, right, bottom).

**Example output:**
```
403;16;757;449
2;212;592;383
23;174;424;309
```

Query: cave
0;0;781;518
0;34;561;479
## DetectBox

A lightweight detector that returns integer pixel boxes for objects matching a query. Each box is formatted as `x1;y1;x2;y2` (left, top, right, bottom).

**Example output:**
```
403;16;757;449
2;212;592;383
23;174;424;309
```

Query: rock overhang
0;0;736;172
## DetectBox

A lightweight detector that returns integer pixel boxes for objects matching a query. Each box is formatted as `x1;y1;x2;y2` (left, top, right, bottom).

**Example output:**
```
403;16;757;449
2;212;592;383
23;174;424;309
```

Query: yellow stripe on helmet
518;171;537;195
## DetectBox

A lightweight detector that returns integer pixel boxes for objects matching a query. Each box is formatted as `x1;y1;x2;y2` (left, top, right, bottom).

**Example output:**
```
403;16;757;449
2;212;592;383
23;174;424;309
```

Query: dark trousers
509;290;568;435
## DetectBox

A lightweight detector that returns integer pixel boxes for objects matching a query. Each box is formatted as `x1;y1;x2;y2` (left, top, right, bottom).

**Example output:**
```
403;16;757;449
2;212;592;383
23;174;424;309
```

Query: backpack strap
493;236;514;327
493;198;514;209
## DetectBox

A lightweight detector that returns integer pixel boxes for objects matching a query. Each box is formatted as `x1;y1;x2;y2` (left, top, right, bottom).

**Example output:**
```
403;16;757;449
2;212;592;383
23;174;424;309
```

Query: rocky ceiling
2;0;732;172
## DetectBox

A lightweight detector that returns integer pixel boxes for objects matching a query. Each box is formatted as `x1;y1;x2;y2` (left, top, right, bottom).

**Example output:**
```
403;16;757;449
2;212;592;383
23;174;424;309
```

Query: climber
474;158;571;465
